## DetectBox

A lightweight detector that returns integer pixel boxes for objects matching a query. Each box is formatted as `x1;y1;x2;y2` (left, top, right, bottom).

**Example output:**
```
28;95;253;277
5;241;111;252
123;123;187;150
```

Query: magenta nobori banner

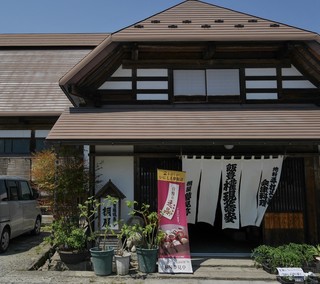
157;169;193;274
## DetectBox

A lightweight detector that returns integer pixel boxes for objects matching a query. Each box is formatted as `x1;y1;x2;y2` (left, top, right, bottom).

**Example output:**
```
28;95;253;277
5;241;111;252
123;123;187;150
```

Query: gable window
174;70;206;96
173;69;240;101
207;69;240;96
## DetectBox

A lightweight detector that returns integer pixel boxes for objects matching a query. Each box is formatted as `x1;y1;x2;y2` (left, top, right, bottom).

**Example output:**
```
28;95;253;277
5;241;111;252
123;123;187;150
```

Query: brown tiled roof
112;0;319;42
0;33;109;47
47;106;320;143
59;36;115;86
59;1;320;90
0;35;103;115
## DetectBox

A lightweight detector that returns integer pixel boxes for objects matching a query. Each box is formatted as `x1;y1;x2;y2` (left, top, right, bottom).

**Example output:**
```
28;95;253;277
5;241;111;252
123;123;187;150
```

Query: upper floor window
173;69;240;97
96;64;319;104
0;139;30;154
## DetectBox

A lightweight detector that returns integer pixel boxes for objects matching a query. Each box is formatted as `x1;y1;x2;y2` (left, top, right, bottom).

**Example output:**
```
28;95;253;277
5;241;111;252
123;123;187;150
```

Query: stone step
191;257;256;268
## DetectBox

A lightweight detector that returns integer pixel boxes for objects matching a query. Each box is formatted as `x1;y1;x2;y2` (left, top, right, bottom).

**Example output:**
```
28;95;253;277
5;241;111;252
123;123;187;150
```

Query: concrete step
191;257;256;268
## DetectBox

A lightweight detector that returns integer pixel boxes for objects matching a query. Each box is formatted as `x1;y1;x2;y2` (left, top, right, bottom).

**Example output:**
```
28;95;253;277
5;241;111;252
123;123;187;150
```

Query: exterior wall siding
95;155;134;223
0;157;31;180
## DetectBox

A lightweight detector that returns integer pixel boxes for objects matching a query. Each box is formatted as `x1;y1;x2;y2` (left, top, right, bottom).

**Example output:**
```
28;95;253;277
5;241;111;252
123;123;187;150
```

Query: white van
0;176;42;252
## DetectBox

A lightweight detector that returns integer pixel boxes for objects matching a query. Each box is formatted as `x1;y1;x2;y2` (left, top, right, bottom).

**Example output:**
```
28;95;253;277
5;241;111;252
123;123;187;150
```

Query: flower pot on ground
89;247;114;276
136;247;158;273
113;223;134;275
45;219;89;264
79;195;118;276
126;201;165;273
115;252;131;275
58;250;89;264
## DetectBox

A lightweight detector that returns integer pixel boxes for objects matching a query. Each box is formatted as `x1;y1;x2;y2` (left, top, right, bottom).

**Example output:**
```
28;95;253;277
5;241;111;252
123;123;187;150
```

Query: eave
47;105;320;146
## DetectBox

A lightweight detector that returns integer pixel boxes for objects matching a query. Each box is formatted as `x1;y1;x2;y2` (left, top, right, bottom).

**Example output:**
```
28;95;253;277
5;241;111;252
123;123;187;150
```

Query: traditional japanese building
0;34;107;179
44;0;320;254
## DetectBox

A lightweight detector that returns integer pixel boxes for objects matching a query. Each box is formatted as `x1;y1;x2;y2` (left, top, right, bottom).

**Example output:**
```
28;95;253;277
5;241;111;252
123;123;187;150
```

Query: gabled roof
112;0;319;42
59;0;320;93
95;179;126;200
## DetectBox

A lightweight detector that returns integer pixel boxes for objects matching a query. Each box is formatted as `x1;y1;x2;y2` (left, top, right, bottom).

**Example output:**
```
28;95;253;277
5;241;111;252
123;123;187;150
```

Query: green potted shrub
45;219;88;264
252;245;277;273
79;195;118;276
126;201;165;273
252;243;317;275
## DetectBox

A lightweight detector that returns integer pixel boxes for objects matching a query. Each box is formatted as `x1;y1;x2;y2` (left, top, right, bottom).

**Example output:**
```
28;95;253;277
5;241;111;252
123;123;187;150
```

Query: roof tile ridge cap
59;35;113;86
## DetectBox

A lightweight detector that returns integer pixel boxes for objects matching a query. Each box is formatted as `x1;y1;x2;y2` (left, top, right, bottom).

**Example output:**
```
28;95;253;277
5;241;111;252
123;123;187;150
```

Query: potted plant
113;223;133;275
126;201;165;273
45;219;88;264
79;195;118;276
252;243;317;275
252;245;278;274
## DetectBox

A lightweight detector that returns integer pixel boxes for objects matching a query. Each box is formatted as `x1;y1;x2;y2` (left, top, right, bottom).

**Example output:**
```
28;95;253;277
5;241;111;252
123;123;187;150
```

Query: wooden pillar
304;157;319;244
313;156;320;243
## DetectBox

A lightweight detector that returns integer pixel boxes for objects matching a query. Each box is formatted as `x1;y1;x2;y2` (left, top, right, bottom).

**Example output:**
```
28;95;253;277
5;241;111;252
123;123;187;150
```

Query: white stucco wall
95;156;134;223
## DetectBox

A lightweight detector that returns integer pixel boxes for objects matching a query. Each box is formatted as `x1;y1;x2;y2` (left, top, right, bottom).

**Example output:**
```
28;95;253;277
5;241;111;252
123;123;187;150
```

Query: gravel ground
0;230;51;277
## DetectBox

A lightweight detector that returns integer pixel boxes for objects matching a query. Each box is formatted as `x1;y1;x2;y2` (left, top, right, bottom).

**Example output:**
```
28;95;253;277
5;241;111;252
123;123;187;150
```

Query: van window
20;181;32;200
0;180;8;201
7;180;19;201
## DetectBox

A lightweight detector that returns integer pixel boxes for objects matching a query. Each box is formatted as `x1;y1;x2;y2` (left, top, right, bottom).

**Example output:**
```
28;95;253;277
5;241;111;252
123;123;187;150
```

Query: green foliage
79;195;118;251
126;201;165;249
32;146;92;222
32;149;56;192
115;222;134;256
45;219;87;252
313;244;320;256
252;245;275;266
252;243;317;273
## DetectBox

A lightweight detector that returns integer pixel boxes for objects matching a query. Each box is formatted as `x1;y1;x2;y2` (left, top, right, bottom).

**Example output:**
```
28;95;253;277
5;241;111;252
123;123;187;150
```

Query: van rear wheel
31;217;41;235
0;227;10;252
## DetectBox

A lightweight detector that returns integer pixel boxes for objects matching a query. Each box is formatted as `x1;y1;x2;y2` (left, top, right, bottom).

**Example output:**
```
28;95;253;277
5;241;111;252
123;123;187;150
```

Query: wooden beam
202;44;216;60
122;58;291;69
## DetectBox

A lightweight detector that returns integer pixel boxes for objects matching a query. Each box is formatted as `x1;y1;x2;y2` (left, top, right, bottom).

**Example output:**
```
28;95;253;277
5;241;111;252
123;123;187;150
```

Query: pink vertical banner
157;169;193;274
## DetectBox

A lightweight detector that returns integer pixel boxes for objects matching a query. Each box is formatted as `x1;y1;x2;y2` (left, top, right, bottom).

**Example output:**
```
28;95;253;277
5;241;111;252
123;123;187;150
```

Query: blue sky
0;0;319;34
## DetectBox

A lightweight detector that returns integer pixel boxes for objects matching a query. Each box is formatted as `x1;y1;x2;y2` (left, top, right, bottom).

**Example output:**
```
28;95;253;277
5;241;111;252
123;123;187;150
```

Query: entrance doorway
136;157;306;256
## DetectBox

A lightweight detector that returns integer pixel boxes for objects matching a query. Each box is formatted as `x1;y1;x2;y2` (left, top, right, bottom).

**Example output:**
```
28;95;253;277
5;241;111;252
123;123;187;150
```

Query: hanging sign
255;156;283;226
157;169;193;274
221;157;242;229
182;156;202;224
